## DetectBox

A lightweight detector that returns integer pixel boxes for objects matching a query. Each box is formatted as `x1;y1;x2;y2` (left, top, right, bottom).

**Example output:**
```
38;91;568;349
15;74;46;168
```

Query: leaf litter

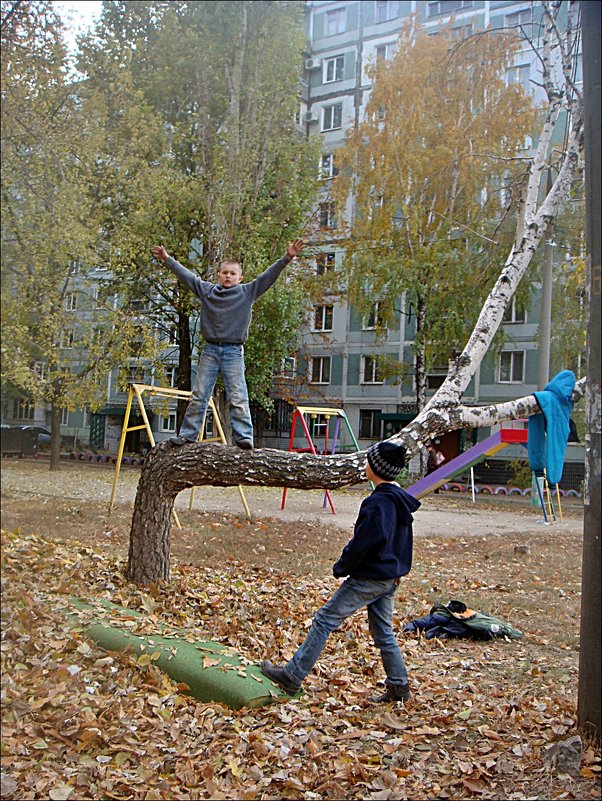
1;500;600;800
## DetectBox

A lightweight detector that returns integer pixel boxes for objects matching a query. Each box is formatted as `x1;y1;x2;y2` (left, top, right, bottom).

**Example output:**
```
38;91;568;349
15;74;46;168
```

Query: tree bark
49;402;61;472
176;311;191;430
578;0;601;744
127;443;363;584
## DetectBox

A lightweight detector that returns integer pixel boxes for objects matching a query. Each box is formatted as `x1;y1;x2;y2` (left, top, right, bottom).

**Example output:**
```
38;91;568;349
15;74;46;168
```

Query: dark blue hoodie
333;483;421;580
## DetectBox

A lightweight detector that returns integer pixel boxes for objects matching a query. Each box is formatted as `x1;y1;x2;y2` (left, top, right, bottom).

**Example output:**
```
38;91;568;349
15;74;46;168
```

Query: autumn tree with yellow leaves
332;17;538;412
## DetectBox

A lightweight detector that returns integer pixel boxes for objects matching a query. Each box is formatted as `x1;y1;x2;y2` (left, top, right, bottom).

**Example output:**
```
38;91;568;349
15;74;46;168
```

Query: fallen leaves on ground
1;526;600;801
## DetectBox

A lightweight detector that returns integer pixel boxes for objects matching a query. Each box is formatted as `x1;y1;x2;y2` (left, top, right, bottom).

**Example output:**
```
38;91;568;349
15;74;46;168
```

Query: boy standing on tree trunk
261;440;420;703
151;239;304;449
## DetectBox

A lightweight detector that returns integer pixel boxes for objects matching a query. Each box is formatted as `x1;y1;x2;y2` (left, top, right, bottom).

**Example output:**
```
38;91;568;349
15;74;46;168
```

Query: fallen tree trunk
127;380;585;585
127;444;364;584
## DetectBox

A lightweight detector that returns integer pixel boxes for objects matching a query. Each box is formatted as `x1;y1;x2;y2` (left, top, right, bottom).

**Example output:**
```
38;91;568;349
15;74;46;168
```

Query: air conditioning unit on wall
304;110;319;123
305;57;322;70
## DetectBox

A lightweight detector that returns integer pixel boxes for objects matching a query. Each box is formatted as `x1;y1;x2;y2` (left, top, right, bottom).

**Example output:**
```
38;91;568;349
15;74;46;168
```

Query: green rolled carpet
68;598;291;709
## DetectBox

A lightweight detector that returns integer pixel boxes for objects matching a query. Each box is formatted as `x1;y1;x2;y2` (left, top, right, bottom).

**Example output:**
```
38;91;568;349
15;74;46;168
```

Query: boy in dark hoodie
261;440;420;703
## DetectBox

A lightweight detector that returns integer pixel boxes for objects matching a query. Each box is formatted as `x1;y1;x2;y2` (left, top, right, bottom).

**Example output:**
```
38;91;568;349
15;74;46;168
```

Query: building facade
1;0;584;488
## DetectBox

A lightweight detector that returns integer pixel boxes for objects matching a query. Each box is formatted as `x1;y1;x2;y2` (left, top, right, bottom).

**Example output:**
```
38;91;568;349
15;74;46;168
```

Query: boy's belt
204;340;243;346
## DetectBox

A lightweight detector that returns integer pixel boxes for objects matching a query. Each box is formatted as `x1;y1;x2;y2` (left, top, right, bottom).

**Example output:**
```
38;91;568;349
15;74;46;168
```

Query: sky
53;0;103;52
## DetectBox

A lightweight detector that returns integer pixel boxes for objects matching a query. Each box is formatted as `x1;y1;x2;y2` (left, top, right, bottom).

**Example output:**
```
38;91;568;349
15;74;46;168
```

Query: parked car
19;425;51;444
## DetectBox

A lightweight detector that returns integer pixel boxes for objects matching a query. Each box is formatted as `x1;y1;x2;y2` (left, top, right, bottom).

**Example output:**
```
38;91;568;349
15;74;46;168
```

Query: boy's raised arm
246;238;305;300
151;245;209;297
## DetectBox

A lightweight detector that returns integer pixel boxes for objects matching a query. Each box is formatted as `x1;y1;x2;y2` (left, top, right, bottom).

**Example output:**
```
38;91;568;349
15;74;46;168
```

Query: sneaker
260;660;301;695
369;683;410;703
235;439;254;450
169;436;196;445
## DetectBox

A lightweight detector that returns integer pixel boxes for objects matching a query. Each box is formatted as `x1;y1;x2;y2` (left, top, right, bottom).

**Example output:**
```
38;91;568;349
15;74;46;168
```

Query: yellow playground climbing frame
108;383;250;528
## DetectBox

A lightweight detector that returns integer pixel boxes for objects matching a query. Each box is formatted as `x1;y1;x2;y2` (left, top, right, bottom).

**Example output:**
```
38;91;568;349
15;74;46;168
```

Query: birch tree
331;16;537;413
127;0;585;585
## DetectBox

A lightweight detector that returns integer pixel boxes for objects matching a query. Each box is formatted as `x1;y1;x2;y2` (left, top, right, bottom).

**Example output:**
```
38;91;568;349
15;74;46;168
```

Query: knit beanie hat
366;441;407;481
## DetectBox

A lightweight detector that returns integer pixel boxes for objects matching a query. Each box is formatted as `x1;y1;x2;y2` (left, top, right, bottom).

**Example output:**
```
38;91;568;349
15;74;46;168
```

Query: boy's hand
151;245;170;261
287;238;304;259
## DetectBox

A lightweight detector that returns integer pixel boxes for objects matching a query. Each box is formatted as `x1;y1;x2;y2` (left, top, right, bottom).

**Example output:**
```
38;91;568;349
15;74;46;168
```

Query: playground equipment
281;405;365;514
108;383;250;527
406;421;564;524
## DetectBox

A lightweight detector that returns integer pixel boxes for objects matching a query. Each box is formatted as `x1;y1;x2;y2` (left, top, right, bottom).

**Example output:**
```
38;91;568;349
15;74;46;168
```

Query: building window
82;406;90;428
165;366;177;387
319;203;336;229
61;328;75;349
313;305;334;332
60;408;69;426
280;356;297;379
12;398;35;420
316;252;336;274
320;154;338;180
427;372;447;390
507;63;531;93
322;103;343;131
359;409;383;439
427;0;473;16
362;302;385;330
128;296;151;312
310;356;331;384
362;356;384;383
505;8;534;38
376;0;399;23
92;287;104;309
503;298;527;323
311;414;329;440
203;410;214;438
64;292;78;311
160;412;177;433
325;7;346;36
498;351;525;383
451;23;473;40
34;361;47;380
376;42;396;61
324;55;344;83
69;259;81;274
127;365;146;384
167;326;178;346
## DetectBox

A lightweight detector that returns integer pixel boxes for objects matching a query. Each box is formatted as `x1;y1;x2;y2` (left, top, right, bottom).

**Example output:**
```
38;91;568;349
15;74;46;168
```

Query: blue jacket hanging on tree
527;370;575;485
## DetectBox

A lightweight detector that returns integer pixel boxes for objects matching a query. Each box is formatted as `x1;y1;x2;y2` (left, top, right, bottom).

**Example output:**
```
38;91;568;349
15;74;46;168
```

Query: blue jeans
283;576;408;688
178;343;253;444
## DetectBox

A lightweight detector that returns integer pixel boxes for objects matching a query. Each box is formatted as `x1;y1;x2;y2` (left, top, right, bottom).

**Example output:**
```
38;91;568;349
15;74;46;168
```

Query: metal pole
578;0;601;744
538;197;554;389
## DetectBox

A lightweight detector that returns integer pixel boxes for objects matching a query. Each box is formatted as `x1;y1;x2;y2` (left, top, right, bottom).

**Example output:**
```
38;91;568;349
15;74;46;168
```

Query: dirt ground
0;457;584;577
2;457;600;801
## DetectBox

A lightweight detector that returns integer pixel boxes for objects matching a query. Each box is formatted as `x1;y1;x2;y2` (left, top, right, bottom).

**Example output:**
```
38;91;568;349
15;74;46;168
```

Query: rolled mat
68;598;292;709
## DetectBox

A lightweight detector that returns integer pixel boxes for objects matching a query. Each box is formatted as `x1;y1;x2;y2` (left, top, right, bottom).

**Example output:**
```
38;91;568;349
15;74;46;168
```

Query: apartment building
256;0;584;487
2;1;584;487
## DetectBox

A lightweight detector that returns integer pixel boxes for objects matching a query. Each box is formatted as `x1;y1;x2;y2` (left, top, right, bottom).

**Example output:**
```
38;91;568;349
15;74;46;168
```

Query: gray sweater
165;254;291;344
